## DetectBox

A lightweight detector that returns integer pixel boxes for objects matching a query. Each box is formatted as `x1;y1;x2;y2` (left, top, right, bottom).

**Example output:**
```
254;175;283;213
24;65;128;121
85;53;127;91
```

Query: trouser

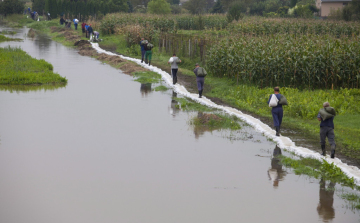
86;30;88;38
74;24;78;30
145;50;152;63
320;127;336;147
196;77;204;91
141;50;145;61
172;69;178;84
271;107;283;127
82;28;85;33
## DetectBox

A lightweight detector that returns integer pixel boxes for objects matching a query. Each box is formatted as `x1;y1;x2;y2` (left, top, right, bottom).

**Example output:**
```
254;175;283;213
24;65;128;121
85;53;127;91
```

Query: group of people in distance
59;17;99;41
268;87;336;158
139;38;207;98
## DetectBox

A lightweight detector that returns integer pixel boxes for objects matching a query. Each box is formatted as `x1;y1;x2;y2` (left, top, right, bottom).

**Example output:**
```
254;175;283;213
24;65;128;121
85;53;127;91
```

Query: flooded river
0;27;359;223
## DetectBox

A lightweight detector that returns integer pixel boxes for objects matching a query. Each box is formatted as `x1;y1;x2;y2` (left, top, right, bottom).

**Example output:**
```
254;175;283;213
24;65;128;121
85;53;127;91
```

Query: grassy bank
0;46;67;85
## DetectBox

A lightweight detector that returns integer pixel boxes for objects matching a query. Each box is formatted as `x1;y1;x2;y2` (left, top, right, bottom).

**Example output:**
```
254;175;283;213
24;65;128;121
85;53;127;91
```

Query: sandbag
319;107;336;120
269;94;279;107
278;95;288;105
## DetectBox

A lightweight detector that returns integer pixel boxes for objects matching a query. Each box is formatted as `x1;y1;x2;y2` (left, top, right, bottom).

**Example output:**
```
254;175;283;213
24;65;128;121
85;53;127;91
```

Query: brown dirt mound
197;113;222;124
50;26;65;33
27;28;36;38
96;54;124;65
78;45;97;57
119;62;147;75
74;40;90;47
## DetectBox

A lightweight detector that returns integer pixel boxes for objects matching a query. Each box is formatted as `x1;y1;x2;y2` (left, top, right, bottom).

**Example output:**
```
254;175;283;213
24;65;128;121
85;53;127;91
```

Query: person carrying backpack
140;38;146;63
268;87;288;136
168;54;181;85
144;41;153;66
193;63;207;98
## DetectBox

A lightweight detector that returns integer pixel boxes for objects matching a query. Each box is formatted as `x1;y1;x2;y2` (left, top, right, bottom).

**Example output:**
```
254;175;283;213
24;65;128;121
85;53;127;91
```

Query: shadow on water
268;145;287;188
169;91;180;117
0;84;66;93
140;83;152;97
317;178;336;222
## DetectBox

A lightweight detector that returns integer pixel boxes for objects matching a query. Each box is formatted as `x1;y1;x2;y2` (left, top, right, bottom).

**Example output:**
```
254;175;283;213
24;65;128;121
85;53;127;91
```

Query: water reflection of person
268;145;286;188
140;83;152;97
193;112;206;139
317;178;335;222
169;91;180;117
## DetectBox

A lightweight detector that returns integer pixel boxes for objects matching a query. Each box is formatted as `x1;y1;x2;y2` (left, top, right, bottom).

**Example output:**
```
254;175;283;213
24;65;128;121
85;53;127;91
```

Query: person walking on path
87;24;94;41
81;22;86;34
140;38;146;63
85;24;89;38
268;87;288;136
168;54;181;85
144;41;154;66
193;63;207;98
317;102;336;158
73;18;79;30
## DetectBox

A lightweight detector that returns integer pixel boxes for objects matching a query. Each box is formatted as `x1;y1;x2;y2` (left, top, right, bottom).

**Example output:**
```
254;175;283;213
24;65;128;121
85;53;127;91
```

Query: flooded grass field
0;27;359;223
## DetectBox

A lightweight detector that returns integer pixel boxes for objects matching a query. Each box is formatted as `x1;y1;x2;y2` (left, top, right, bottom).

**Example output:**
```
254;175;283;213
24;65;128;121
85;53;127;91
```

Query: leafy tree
226;1;246;22
249;1;266;15
167;0;180;4
211;0;224;13
0;0;25;15
147;0;171;14
32;0;45;13
183;0;207;14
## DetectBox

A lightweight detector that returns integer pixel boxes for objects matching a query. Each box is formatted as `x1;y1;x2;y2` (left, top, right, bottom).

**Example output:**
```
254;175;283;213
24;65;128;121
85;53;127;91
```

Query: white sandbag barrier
91;42;360;186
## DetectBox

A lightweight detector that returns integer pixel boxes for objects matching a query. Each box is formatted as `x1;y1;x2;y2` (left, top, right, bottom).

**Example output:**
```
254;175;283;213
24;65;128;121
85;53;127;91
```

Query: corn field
100;13;228;34
227;19;360;38
207;35;360;89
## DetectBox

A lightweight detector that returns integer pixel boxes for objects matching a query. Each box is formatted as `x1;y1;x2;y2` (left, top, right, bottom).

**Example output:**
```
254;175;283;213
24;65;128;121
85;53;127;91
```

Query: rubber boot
148;61;151;66
200;89;203;97
199;91;202;98
321;145;326;156
330;145;335;158
141;60;143;63
275;126;280;136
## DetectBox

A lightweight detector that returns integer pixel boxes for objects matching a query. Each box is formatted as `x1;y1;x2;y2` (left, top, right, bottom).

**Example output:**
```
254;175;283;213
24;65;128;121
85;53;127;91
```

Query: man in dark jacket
268;87;283;136
193;63;206;98
87;24;93;41
317;102;336;158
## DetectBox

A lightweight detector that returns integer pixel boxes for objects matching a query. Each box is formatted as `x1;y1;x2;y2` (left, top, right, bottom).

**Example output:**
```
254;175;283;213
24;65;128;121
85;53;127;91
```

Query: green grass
154;85;168;91
0;34;21;42
190;113;242;131
133;71;161;84
341;193;360;210
172;97;213;112
280;155;356;188
0;46;67;85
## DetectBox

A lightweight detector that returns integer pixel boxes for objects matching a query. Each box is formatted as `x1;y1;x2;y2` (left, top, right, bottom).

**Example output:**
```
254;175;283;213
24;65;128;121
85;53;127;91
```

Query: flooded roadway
0;27;359;223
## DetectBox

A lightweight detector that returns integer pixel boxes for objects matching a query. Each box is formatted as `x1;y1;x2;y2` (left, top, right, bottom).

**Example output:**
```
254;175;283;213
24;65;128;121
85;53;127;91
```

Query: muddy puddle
0;27;359;223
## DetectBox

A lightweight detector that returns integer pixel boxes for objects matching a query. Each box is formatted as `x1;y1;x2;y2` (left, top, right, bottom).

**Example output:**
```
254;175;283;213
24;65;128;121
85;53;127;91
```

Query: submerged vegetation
0;46;67;85
0;34;21;42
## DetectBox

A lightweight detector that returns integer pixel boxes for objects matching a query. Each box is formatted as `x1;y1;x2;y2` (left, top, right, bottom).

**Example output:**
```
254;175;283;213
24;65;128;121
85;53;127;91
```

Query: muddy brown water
0;27;359;223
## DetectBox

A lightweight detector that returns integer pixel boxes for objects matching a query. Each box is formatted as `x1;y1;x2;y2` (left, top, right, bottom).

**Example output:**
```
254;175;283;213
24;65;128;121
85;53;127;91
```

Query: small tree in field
147;0;171;14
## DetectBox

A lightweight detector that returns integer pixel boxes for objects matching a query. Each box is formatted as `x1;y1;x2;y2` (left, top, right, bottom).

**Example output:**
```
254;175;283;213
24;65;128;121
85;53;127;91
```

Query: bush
227;1;245;22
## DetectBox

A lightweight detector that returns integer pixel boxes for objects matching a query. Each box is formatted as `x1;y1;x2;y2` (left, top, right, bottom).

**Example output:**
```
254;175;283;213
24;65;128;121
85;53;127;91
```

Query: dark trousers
82;28;85;33
271;107;283;127
196;77;204;91
172;69;178;84
320;127;336;147
74;24;78;30
141;50;145;61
